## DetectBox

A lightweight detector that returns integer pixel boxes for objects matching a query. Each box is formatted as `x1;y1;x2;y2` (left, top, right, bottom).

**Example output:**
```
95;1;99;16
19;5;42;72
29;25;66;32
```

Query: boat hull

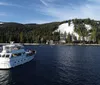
0;55;35;69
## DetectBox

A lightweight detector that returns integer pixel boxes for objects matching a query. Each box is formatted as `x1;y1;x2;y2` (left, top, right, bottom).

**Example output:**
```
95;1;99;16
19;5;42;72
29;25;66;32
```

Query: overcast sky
0;0;100;23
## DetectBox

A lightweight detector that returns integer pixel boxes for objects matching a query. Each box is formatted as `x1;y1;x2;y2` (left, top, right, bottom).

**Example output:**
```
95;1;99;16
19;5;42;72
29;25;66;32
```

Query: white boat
0;41;36;69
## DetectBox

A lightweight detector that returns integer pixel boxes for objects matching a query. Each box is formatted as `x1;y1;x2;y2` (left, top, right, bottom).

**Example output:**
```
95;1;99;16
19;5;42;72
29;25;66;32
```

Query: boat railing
26;50;36;56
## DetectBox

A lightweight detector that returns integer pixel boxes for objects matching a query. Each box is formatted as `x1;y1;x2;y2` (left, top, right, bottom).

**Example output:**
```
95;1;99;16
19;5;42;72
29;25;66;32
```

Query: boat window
17;53;21;56
5;47;9;49
26;52;33;56
17;46;21;49
0;55;1;57
12;53;21;57
6;55;9;58
2;55;5;57
12;54;16;57
22;52;25;55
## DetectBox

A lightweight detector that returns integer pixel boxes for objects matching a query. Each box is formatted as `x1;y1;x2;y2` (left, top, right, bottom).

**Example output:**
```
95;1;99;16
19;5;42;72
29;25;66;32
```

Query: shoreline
0;43;100;46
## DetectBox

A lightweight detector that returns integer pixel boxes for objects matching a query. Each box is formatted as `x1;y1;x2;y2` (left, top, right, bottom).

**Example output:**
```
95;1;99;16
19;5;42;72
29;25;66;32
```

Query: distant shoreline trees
0;18;100;44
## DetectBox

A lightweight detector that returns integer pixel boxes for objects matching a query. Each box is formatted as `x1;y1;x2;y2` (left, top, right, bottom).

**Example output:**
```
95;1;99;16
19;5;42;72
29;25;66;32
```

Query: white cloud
0;12;7;16
1;0;100;23
38;5;84;21
0;2;25;8
81;2;100;20
37;0;100;21
39;0;56;6
40;0;48;6
0;2;16;6
24;19;57;24
88;0;100;3
0;2;9;6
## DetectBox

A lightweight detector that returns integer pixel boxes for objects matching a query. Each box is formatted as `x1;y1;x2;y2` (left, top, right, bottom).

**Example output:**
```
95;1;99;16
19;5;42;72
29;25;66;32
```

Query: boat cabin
0;42;25;58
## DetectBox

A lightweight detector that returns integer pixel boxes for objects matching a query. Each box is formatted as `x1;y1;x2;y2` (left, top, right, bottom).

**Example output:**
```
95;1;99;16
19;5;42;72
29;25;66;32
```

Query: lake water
0;45;100;85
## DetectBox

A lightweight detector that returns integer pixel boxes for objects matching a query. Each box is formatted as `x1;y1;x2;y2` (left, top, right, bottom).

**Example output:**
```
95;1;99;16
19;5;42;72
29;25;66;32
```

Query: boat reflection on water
0;70;12;85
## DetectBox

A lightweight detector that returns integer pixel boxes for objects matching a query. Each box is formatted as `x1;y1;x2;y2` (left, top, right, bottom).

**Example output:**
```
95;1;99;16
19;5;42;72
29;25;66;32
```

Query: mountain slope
55;21;92;40
0;18;100;43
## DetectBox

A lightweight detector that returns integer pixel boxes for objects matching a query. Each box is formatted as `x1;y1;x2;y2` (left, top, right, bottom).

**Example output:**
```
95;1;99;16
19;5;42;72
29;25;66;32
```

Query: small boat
0;41;36;69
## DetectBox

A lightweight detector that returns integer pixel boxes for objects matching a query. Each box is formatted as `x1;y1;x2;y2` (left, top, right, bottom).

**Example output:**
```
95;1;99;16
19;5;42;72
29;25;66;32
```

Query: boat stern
0;58;11;69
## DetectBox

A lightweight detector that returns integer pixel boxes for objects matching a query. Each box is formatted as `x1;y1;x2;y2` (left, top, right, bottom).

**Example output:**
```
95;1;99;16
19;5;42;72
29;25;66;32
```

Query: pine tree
20;32;23;43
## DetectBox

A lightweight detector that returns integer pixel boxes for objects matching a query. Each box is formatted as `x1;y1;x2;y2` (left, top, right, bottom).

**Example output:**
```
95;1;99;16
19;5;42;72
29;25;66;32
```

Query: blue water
0;45;100;85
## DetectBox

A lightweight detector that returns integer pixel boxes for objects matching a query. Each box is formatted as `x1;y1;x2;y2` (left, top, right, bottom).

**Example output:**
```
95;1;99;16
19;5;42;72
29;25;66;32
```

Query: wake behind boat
0;41;36;69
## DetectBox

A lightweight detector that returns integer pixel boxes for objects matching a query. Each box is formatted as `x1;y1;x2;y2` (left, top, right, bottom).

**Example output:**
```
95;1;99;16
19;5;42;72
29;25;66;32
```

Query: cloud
0;12;7;16
0;2;25;8
39;0;57;6
81;1;100;20
88;0;100;3
1;0;100;23
0;2;16;6
24;19;57;24
37;0;100;21
38;3;83;20
0;2;9;6
40;0;48;6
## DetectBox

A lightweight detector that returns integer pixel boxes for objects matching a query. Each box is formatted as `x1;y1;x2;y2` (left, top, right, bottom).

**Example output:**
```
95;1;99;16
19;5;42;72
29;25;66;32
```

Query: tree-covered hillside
0;18;100;44
0;22;61;43
72;18;100;43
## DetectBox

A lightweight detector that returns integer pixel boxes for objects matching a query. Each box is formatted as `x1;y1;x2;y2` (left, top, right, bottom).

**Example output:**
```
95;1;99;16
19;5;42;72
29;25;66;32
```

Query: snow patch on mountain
57;23;74;34
85;24;92;30
55;22;92;40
